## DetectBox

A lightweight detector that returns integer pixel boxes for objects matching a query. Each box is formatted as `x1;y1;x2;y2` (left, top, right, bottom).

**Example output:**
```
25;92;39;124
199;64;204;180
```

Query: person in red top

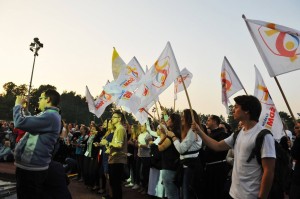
14;128;26;143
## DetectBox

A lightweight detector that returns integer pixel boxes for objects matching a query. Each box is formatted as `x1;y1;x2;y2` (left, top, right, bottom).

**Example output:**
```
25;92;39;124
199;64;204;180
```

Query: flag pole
155;102;160;120
274;76;297;124
173;99;176;111
168;41;195;123
180;74;195;122
142;108;154;119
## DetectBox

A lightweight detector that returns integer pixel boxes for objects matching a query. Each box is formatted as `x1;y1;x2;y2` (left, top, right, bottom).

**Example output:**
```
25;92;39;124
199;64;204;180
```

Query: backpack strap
246;129;272;164
232;130;240;148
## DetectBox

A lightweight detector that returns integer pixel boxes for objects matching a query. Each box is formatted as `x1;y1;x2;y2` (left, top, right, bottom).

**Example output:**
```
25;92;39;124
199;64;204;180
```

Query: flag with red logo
254;65;285;140
244;17;300;77
221;57;245;114
85;82;114;118
133;101;155;124
135;42;181;108
174;67;193;100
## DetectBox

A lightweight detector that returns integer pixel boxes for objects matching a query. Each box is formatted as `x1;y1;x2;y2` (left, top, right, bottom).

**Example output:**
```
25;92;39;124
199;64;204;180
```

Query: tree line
0;82;295;132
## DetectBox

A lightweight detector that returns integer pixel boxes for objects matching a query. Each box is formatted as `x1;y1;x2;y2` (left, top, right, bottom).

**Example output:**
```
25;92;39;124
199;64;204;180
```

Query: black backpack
233;129;292;199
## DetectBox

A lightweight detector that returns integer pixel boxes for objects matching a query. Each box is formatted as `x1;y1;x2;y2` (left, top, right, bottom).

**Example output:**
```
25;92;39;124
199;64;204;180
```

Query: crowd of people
1;91;299;199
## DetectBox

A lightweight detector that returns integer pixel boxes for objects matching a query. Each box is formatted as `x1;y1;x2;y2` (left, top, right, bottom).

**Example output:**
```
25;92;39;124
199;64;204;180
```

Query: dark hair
220;121;233;134
233;95;261;122
45;89;60;106
210;115;221;125
169;113;181;138
182;109;201;129
113;110;125;124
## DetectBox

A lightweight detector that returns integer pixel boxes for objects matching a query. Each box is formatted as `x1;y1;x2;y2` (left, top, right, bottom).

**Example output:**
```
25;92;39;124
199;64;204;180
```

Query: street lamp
28;38;43;105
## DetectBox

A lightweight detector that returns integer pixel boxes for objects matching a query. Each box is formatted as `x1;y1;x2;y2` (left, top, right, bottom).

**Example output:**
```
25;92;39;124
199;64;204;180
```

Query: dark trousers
141;157;151;188
109;163;124;199
76;154;84;179
16;167;48;199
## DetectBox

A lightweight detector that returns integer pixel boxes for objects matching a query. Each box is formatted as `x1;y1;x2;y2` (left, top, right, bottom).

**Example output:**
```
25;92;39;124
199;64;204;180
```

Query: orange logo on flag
142;85;149;96
152;58;170;88
126;66;139;78
221;71;232;91
259;25;300;62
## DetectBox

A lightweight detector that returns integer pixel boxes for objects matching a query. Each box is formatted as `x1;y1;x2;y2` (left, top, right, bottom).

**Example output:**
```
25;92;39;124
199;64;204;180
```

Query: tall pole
28;38;43;107
274;76;297;124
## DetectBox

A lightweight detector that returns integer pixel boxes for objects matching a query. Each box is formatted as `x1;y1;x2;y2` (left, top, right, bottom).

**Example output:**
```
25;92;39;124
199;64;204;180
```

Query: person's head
140;123;147;133
131;124;140;139
294;121;300;137
111;110;125;126
107;120;113;131
80;125;89;135
38;89;60;111
219;122;232;134
233;95;261;122
4;140;10;148
181;109;200;139
206;115;221;130
166;113;181;137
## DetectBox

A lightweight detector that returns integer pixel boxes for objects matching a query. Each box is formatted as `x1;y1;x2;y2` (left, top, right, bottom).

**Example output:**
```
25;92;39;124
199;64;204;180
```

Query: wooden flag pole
174;99;176;112
180;74;195;123
142;108;154;119
274;76;297;124
155;102;160;120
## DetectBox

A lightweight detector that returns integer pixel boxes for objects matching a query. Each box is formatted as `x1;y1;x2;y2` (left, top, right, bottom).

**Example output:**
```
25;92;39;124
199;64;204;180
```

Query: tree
227;105;238;132
279;111;294;131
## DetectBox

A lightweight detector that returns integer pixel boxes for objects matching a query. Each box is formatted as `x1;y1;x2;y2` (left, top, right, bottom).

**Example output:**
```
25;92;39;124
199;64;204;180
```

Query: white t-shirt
224;123;276;199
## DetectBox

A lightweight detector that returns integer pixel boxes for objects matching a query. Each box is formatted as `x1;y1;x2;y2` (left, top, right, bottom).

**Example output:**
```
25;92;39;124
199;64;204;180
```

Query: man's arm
192;122;231;151
109;127;125;149
259;158;275;199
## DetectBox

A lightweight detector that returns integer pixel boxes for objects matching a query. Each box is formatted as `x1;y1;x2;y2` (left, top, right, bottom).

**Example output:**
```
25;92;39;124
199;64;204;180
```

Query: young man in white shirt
192;95;276;199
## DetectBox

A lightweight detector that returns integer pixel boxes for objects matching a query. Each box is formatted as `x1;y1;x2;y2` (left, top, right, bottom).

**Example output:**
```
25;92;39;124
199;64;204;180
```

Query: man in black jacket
290;121;300;199
204;115;229;199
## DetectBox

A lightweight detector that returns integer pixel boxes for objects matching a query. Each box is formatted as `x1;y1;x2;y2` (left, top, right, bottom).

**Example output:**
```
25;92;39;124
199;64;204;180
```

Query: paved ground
0;162;151;199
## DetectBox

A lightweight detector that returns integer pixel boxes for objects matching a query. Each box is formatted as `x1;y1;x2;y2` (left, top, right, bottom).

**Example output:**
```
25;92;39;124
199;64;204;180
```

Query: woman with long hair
158;113;181;199
167;109;203;199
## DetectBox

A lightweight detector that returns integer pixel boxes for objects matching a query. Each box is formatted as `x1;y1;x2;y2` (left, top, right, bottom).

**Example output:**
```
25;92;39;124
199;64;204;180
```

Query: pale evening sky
1;0;300;119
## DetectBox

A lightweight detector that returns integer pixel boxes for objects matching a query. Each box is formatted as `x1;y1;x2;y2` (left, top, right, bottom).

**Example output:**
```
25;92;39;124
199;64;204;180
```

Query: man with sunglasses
290;121;300;199
13;89;61;199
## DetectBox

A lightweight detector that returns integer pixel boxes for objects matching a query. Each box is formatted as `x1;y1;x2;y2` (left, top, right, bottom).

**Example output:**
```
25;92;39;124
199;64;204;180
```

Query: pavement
0;162;151;199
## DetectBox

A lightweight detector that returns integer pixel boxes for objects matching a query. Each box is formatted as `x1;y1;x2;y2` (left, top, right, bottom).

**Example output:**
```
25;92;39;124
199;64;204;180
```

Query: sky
1;0;300;120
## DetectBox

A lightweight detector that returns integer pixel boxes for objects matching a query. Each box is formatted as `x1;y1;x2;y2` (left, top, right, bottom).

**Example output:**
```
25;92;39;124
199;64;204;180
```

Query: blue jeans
161;169;179;199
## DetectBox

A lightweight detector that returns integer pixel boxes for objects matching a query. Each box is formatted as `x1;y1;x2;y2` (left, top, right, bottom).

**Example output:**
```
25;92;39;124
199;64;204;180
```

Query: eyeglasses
112;116;120;119
39;97;46;101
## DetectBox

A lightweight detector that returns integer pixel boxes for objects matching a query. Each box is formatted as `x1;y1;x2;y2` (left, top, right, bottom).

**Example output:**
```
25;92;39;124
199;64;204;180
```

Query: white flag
116;56;145;91
85;82;114;118
254;65;285;140
135;42;181;108
221;57;244;114
85;86;96;114
244;16;300;77
133;101;155;125
174;68;193;100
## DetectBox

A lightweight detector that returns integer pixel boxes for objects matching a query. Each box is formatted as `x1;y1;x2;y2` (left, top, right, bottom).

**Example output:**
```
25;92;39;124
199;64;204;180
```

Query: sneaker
125;182;134;187
141;190;147;195
138;188;144;193
132;184;140;189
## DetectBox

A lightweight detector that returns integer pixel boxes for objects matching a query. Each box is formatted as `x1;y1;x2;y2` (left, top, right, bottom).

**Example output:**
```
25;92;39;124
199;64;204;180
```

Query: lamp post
28;38;43;105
